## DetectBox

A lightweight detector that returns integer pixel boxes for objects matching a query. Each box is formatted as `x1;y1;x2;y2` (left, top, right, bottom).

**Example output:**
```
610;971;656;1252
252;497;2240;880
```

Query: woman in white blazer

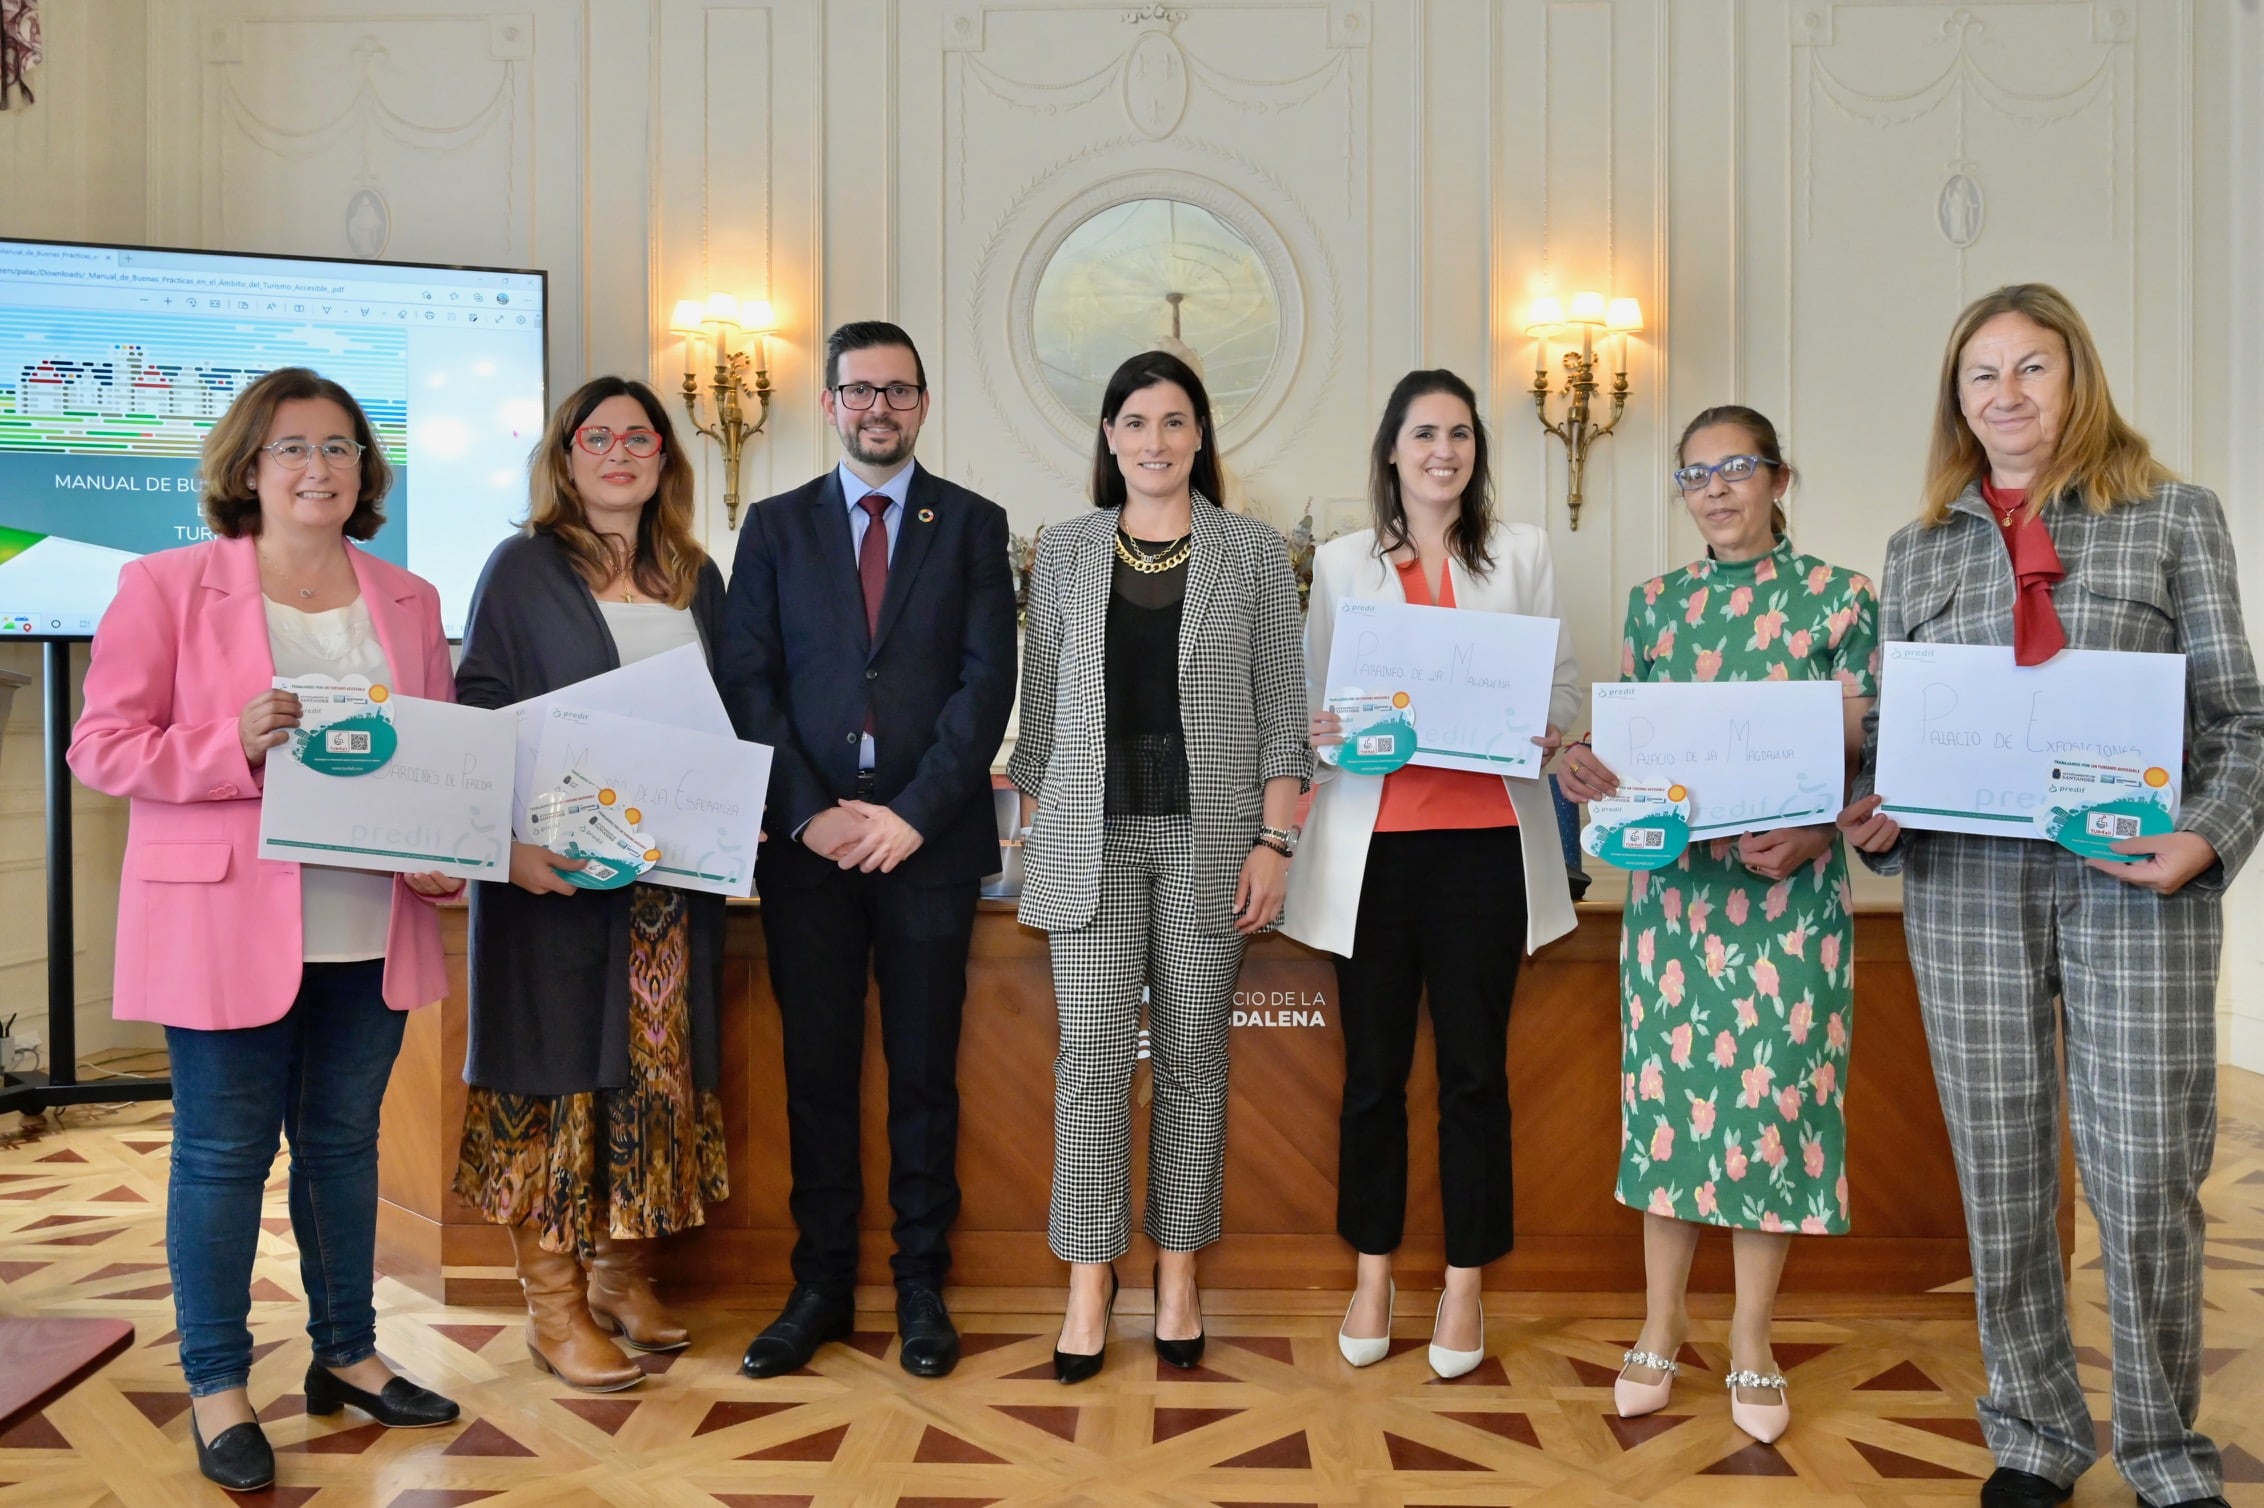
1282;369;1579;1378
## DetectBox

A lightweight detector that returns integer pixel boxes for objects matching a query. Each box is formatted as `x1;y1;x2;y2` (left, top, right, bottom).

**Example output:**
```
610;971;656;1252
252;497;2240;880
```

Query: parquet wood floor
2;1070;2260;1508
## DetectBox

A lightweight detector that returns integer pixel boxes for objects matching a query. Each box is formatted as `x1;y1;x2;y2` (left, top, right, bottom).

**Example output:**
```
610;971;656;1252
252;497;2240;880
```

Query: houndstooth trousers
1904;831;2222;1504
1044;816;1248;1263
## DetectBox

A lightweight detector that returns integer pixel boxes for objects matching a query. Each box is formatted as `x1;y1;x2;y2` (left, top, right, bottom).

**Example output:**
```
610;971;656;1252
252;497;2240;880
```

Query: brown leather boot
509;1224;643;1392
587;1233;692;1352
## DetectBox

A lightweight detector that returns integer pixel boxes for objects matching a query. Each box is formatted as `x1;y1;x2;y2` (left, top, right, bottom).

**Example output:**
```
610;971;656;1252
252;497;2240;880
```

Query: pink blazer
68;535;457;1030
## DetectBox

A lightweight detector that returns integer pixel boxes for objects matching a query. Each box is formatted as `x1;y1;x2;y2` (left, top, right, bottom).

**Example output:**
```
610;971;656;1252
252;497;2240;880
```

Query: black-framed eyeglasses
259;438;365;470
832;381;925;412
1671;454;1777;493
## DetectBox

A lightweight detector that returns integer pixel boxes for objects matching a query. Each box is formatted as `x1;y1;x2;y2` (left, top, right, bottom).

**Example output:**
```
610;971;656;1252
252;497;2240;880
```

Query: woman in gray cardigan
452;377;730;1392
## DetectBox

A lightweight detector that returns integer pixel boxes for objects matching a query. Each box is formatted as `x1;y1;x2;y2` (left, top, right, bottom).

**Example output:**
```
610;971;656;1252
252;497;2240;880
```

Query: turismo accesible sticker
1317;690;1418;776
523;769;661;890
1580;782;1694;871
2034;757;2176;862
277;675;397;777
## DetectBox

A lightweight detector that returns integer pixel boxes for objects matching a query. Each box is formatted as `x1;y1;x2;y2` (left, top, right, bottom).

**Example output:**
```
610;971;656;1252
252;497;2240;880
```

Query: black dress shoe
1054;1267;1119;1385
190;1412;275;1493
896;1285;960;1378
740;1285;854;1378
2137;1496;2231;1508
1981;1467;2074;1508
304;1363;461;1427
1152;1259;1205;1370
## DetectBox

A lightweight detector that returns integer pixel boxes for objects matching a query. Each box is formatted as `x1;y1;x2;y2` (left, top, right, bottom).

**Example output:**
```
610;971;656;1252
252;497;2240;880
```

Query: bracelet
1254;836;1293;858
1257;823;1297;855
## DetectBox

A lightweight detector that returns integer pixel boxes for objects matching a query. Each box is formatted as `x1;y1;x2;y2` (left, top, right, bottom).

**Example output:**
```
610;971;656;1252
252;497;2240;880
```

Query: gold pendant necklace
1114;529;1192;574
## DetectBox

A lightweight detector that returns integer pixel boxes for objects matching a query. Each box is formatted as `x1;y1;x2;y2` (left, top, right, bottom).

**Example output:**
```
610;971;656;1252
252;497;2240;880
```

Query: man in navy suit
720;321;1017;1379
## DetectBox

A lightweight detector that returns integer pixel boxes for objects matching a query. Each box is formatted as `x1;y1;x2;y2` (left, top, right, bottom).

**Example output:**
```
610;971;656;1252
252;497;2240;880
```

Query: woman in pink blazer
69;369;464;1492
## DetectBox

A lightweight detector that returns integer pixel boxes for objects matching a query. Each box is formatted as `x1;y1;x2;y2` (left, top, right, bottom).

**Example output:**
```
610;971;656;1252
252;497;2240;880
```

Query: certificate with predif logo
257;695;515;880
1872;642;2185;839
1588;680;1846;840
1322;598;1562;777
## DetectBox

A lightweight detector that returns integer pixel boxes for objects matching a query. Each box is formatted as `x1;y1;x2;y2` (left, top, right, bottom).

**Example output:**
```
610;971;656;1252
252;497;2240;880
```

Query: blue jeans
163;961;405;1397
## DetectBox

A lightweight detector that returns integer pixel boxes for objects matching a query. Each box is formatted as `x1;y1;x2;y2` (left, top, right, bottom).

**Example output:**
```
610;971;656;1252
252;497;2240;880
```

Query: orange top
1372;556;1519;833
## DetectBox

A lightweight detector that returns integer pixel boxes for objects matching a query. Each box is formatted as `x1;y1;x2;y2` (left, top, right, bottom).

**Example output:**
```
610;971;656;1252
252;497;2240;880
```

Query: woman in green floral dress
1558;405;1879;1445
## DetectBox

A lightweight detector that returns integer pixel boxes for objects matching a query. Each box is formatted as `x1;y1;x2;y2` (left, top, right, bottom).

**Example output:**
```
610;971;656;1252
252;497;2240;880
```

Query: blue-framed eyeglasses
1671;454;1778;493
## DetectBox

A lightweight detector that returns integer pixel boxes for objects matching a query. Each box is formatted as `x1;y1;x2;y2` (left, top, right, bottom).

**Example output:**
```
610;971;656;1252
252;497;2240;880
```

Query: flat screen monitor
0;237;548;638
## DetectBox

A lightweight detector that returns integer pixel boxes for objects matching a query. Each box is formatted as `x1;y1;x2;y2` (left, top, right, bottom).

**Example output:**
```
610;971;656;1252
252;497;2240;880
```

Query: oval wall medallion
1122;32;1188;139
1937;171;1984;249
345;187;392;259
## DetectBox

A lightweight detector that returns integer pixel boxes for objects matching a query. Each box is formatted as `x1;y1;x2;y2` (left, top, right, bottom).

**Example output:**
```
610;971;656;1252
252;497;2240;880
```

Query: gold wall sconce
1527;292;1643;531
670;293;776;529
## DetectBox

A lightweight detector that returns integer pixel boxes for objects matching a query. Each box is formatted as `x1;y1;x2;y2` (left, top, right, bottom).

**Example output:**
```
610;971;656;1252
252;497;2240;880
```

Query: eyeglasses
1671;454;1778;492
832;381;925;412
573;425;663;458
260;439;365;470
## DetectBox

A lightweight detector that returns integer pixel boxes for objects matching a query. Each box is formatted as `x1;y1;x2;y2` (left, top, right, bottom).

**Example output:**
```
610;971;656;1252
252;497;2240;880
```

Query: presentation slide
0;240;547;637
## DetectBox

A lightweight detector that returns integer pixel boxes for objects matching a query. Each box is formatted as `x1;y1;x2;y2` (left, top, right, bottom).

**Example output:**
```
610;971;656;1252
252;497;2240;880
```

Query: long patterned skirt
454;884;729;1258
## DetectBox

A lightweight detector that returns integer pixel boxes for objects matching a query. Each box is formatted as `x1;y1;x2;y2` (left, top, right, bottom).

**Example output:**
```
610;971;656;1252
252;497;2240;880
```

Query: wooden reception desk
375;902;2064;1305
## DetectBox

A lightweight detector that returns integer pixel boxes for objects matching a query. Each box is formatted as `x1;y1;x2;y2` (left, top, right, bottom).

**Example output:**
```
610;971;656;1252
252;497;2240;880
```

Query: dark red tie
857;494;890;637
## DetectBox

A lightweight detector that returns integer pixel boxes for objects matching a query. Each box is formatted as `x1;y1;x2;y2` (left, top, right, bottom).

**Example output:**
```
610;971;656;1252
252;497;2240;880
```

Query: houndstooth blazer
1009;496;1313;933
1854;479;2264;888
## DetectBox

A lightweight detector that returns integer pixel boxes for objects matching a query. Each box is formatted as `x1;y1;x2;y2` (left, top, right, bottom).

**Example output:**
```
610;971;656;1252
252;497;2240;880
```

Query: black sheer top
1104;533;1191;816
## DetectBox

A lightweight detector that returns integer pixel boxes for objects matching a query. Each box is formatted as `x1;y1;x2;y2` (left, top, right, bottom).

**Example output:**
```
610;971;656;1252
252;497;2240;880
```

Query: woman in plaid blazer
1010;350;1311;1383
1842;284;2263;1508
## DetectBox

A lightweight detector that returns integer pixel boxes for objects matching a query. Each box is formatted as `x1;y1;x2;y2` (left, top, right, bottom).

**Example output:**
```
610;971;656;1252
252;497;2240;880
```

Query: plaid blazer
1855;479;2264;888
1010;497;1312;932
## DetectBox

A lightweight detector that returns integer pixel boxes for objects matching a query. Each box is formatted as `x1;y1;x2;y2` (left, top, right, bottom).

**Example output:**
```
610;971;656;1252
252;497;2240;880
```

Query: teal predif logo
2035;758;2176;862
1321;691;1419;776
1580;783;1695;871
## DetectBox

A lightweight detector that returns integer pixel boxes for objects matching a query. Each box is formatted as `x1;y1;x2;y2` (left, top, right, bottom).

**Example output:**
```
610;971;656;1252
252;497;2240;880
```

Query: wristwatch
1256;824;1298;857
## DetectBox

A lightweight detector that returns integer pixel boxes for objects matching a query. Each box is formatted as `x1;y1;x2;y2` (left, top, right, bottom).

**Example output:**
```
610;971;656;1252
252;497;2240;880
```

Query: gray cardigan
455;529;730;1096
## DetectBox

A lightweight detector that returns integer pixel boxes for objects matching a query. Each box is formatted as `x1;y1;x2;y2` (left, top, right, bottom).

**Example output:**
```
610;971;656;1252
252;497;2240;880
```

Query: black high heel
1053;1266;1119;1384
1152;1259;1205;1370
189;1410;275;1493
304;1362;461;1428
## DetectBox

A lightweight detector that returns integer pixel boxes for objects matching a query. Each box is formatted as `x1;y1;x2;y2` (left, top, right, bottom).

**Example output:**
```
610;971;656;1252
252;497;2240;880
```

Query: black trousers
758;866;979;1295
1332;825;1528;1268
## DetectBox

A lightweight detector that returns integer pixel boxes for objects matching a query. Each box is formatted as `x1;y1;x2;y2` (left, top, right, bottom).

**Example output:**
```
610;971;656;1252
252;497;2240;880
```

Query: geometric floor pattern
3;1070;2261;1507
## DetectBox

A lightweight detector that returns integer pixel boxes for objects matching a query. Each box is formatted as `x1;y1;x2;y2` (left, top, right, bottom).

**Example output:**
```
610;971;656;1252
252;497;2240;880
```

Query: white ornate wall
1;0;2259;1069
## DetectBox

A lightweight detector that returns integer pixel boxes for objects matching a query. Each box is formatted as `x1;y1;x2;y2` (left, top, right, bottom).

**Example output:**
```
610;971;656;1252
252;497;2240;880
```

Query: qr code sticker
326;730;372;754
1356;734;1394;755
1623;827;1664;850
2086;811;2139;840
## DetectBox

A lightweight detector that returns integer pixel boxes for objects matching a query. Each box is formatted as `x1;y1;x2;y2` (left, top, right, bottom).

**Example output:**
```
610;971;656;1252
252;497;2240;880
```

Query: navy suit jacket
720;460;1018;890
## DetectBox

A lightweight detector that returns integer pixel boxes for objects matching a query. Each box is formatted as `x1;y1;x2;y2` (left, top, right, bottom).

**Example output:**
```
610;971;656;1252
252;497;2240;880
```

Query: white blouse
596;599;699;666
265;595;396;963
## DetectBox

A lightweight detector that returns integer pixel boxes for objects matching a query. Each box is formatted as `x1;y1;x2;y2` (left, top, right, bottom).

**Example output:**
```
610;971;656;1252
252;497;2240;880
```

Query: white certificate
1322;598;1562;777
257;696;515;880
505;643;737;832
1872;642;2186;838
1588;680;1847;839
526;703;771;897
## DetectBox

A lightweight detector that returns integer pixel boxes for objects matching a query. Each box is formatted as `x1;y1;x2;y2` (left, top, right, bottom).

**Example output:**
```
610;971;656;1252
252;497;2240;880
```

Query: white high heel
1426;1291;1485;1380
1336;1278;1395;1367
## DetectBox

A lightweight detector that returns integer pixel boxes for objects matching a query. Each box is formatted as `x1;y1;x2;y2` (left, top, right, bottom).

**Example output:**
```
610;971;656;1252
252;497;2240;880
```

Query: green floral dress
1611;536;1880;1234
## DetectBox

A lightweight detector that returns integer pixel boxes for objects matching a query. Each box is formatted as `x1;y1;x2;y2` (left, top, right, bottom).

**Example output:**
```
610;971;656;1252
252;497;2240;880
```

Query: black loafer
304;1363;461;1427
2137;1496;2231;1508
741;1284;854;1378
1981;1468;2074;1508
896;1285;961;1378
190;1413;275;1493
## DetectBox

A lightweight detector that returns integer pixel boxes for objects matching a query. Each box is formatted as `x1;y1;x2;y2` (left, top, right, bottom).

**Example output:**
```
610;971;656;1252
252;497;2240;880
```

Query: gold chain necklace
1114;529;1192;574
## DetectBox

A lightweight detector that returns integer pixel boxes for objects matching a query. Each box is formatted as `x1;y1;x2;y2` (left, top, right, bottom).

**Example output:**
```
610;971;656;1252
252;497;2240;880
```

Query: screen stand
0;641;172;1118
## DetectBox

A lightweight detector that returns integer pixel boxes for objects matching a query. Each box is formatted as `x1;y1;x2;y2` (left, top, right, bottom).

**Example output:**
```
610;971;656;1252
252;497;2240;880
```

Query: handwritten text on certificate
1588;680;1847;839
1872;642;2185;838
1324;598;1561;777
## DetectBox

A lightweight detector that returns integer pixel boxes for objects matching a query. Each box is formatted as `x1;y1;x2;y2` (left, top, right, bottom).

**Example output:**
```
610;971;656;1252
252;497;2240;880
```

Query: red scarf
1983;481;2067;666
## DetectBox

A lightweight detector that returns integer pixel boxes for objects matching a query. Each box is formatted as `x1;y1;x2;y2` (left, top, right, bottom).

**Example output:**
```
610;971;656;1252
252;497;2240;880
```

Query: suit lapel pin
917;507;936;523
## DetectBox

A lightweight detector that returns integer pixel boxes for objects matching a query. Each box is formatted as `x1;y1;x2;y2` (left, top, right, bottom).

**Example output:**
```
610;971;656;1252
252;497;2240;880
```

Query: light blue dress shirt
838;459;915;770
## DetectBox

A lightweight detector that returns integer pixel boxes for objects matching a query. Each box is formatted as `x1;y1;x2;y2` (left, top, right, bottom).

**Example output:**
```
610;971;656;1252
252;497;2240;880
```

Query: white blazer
1280;522;1581;958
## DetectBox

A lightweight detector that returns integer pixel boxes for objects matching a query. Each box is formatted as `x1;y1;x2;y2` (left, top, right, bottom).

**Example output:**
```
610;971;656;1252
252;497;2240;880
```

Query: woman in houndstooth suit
1009;350;1312;1384
1841;284;2264;1508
